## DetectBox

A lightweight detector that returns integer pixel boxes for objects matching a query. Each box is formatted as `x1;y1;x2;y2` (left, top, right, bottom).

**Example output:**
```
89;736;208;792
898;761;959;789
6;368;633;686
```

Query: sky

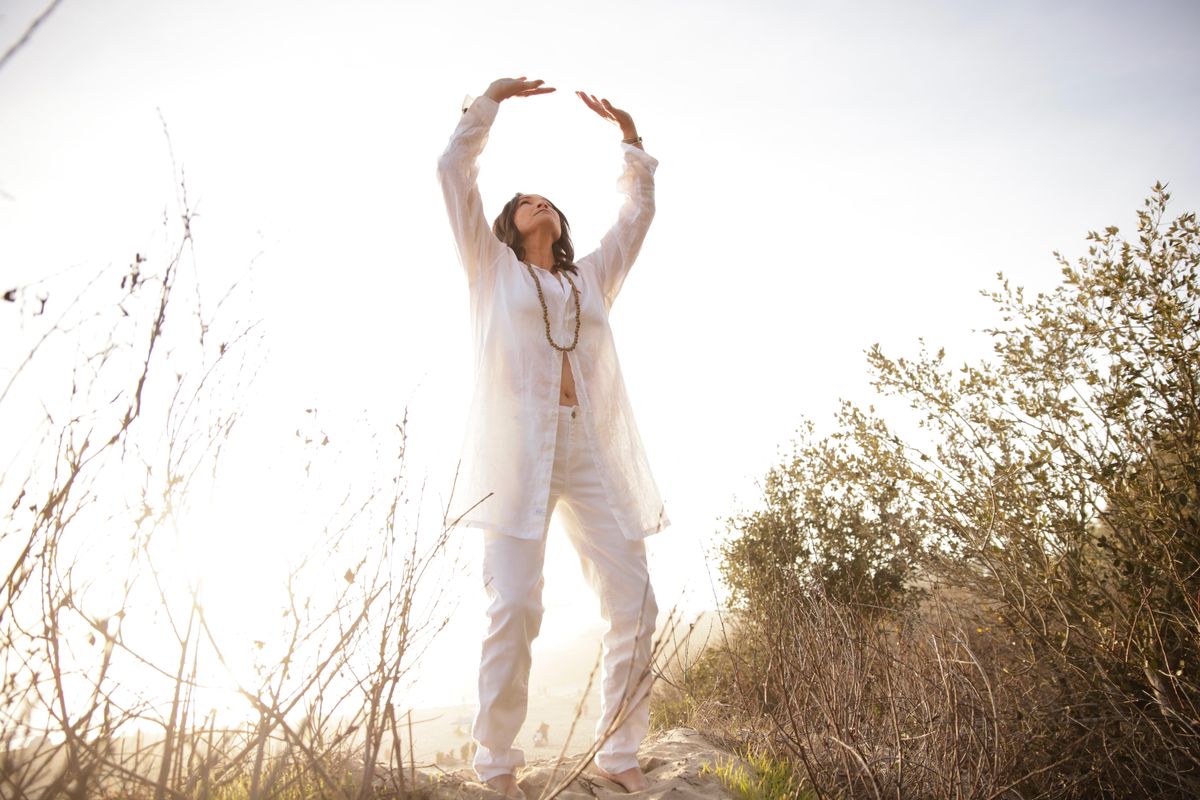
2;0;1198;726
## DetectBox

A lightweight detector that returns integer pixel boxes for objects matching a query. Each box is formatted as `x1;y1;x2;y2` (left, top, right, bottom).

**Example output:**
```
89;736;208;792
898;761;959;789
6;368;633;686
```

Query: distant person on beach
438;76;668;798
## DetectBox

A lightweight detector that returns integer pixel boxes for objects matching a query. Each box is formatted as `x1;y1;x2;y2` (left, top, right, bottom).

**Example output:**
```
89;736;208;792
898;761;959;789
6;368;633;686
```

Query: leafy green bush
719;409;927;615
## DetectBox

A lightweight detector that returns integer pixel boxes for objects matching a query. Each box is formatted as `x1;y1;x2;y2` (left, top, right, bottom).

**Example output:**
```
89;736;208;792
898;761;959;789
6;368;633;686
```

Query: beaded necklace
522;260;581;352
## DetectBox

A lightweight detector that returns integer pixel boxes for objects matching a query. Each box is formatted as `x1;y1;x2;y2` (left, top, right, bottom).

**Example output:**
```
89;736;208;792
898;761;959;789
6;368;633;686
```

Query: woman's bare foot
484;772;527;799
593;763;650;792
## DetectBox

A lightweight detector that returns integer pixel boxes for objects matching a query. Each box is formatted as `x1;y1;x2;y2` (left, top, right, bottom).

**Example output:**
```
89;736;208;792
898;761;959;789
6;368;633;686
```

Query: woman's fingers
588;92;610;116
516;78;555;96
576;91;632;128
489;77;555;101
599;97;628;117
576;91;613;119
575;91;596;111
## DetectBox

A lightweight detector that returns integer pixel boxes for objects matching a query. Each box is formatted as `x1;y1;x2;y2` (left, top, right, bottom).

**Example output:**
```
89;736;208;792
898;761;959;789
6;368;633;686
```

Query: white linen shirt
436;93;671;542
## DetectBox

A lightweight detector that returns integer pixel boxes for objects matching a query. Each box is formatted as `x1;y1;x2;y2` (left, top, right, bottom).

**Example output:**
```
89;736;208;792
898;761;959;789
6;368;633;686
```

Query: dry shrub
699;183;1199;799
672;579;1034;798
0;164;464;799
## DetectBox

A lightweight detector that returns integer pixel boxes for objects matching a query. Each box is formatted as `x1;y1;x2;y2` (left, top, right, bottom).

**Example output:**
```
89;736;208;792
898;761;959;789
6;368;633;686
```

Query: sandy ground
359;726;751;799
405;685;603;772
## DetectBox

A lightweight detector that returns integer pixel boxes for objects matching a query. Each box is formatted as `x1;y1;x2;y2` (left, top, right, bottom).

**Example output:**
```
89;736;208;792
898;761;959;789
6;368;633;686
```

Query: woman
437;76;670;799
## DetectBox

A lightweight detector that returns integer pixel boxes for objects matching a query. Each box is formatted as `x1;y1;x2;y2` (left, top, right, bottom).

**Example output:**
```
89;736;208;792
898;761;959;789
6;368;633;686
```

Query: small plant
699;746;809;800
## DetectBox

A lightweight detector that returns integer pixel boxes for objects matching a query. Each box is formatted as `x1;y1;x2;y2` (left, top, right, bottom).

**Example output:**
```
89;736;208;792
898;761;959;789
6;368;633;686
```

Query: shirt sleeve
436;94;508;288
581;142;659;308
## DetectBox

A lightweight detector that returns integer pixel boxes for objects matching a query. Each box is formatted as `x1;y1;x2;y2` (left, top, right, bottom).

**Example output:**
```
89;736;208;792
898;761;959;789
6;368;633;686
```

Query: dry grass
651;572;1196;799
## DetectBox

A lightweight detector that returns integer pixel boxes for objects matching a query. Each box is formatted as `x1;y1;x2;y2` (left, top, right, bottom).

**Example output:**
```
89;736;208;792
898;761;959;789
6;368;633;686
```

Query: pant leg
470;406;570;782
470;530;547;781
554;405;659;774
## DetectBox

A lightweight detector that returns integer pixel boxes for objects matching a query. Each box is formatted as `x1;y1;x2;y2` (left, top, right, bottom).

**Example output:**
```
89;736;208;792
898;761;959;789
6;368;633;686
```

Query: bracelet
622;135;643;145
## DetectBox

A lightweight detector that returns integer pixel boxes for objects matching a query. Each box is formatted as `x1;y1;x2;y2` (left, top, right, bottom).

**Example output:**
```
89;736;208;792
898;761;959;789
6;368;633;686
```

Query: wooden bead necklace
523;260;581;352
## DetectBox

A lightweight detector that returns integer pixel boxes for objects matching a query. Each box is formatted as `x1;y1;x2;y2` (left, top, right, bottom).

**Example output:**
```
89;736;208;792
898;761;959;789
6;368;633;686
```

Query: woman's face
513;194;562;241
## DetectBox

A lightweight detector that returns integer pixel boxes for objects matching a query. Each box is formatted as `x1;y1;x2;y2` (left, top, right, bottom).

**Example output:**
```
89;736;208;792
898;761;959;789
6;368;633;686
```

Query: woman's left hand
576;91;637;138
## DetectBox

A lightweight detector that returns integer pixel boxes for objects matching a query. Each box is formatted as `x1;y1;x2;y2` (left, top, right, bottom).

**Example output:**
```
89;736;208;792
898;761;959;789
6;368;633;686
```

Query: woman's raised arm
435;78;555;289
575;93;658;308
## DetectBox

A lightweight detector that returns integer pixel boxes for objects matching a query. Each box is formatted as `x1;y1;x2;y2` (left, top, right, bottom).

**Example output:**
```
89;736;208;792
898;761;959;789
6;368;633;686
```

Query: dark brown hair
492;192;579;276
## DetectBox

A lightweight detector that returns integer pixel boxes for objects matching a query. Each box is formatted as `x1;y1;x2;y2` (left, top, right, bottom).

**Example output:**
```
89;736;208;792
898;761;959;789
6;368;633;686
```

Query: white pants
471;403;659;782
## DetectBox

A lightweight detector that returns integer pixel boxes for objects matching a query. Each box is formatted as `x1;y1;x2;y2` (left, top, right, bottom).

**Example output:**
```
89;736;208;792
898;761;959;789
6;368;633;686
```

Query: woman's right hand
484;77;556;103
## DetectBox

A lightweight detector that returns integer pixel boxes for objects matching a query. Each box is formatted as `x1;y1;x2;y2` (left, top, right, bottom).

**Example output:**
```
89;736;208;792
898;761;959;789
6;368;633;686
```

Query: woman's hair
492;192;579;275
